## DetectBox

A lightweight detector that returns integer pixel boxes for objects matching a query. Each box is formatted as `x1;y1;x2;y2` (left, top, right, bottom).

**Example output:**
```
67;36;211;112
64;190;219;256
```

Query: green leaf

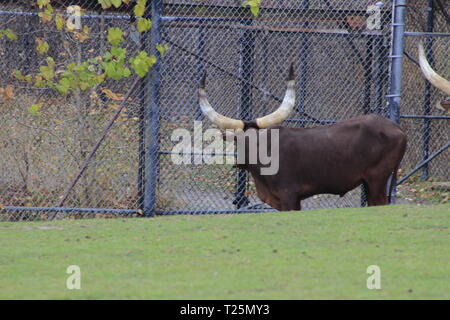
156;43;169;57
250;6;260;17
123;67;131;78
55;14;65;31
45;56;55;67
103;52;113;61
130;51;156;77
98;0;112;9
39;66;54;81
102;62;120;80
79;81;91;90
241;0;261;17
45;4;54;15
111;46;127;60
38;4;54;23
93;73;106;84
134;0;147;17
13;69;24;80
107;27;124;46
56;78;71;94
37;0;50;9
29;104;43;115
67;62;77;71
2;29;18;40
36;39;49;54
137;18;152;33
111;0;123;8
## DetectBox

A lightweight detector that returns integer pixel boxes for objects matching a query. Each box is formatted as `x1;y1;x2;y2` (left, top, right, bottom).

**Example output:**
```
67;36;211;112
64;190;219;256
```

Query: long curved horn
255;64;296;128
418;42;450;96
198;73;244;130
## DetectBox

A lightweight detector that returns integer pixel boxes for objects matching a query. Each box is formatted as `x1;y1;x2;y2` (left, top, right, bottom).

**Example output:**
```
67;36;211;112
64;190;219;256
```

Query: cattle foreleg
278;193;301;211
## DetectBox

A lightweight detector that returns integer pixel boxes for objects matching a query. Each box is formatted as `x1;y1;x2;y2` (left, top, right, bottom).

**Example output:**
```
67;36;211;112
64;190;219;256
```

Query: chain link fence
0;0;447;220
400;1;449;182
158;0;395;214
1;1;144;220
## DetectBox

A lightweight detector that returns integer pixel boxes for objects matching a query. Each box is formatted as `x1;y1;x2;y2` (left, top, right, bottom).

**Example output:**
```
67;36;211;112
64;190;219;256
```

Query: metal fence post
421;0;434;181
387;0;407;204
360;36;375;207
138;9;151;212
235;18;254;209
144;0;163;216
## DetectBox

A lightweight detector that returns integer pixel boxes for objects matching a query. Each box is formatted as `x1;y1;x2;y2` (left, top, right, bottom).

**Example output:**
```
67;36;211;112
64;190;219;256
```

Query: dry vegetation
0;91;141;210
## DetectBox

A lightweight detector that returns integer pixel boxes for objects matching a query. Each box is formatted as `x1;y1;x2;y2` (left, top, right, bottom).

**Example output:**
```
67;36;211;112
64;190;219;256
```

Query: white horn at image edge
418;42;450;96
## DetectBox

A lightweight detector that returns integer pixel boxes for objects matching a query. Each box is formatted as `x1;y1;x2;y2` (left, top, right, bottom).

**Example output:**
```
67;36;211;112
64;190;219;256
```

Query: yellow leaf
5;85;14;99
73;31;89;42
36;38;49;54
90;91;98;99
102;88;125;101
55;14;65;30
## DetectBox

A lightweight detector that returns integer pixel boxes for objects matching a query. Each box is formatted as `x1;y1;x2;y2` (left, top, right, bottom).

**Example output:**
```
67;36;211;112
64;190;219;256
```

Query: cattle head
198;64;296;175
418;43;450;112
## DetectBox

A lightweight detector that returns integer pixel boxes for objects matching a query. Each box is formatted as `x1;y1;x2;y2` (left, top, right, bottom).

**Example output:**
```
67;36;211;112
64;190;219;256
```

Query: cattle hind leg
388;164;400;204
366;139;406;206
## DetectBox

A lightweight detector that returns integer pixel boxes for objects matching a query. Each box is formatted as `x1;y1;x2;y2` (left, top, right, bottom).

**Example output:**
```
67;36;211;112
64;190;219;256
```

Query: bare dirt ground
162;181;442;214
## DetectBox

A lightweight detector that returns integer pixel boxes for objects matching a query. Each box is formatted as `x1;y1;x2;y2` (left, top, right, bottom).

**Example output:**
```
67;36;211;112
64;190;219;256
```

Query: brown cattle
198;65;407;211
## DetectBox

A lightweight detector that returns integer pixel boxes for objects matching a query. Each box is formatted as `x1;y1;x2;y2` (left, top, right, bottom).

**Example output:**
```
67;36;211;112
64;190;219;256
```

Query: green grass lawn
0;204;449;299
